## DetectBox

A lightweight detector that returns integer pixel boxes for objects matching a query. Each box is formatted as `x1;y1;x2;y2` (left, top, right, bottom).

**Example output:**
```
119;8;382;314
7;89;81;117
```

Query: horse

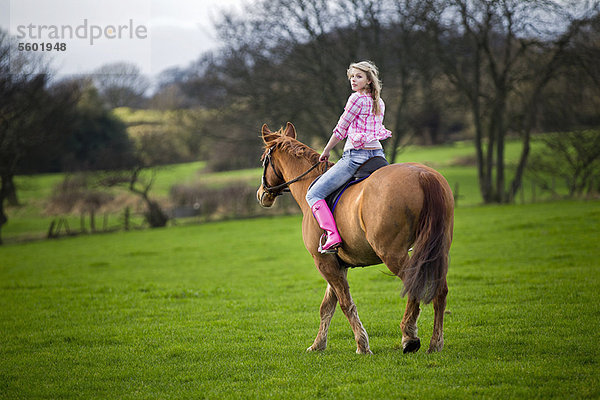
256;122;454;354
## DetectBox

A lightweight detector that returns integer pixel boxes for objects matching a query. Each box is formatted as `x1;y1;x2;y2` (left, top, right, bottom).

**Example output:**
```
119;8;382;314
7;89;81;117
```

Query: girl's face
349;68;370;93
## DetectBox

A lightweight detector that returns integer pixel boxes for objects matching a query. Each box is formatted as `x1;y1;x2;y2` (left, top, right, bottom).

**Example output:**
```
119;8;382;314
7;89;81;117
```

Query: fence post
90;210;96;232
63;218;71;235
124;207;130;231
55;218;64;236
47;219;56;239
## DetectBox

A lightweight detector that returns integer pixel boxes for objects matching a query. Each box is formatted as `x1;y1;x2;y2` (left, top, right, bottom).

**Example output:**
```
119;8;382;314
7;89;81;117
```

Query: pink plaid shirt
333;92;392;149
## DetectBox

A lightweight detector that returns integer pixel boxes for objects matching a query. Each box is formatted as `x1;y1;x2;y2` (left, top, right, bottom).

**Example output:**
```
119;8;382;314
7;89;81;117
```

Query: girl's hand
319;135;340;162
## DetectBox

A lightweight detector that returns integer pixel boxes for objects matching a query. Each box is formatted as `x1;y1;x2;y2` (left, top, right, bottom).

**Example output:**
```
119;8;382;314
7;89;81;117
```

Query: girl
306;60;392;254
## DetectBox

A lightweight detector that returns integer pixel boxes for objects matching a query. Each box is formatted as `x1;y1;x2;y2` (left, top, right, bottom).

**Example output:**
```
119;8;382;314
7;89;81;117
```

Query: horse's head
257;122;297;207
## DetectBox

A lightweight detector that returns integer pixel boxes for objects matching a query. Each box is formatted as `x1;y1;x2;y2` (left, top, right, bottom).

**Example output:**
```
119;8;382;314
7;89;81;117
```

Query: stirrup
318;233;340;254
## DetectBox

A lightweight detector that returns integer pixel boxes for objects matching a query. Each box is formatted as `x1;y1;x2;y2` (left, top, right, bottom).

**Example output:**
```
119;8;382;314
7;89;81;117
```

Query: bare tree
209;0;395;157
206;0;460;163
423;0;600;203
93;62;150;108
100;167;169;228
186;0;600;177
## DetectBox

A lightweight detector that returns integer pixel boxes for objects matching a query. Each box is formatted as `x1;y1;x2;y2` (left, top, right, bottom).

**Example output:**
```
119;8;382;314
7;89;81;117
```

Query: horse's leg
315;257;372;354
401;297;422;353
378;252;422;353
428;279;448;353
307;283;337;352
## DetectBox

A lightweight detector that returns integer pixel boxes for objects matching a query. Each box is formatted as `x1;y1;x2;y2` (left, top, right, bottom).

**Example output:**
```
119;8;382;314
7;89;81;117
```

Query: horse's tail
401;170;453;304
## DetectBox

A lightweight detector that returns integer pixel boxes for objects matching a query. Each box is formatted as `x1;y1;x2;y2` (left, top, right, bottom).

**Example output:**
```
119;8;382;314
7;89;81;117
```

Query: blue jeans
306;148;385;207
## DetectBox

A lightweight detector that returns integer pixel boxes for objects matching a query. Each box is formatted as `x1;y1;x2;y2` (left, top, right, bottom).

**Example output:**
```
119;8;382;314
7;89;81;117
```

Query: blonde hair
347;60;383;115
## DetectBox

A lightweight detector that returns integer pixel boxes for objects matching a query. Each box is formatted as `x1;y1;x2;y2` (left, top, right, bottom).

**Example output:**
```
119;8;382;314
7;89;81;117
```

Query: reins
261;146;322;197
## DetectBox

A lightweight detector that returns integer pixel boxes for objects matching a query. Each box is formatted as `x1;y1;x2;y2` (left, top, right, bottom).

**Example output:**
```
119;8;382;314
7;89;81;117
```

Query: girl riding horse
258;123;454;354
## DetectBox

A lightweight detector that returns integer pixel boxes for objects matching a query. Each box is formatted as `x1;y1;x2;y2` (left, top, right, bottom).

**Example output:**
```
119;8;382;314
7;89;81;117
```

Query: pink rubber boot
311;199;342;254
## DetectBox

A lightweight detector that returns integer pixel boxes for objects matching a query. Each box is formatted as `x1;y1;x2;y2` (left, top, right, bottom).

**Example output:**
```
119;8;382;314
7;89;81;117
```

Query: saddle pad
309;156;389;212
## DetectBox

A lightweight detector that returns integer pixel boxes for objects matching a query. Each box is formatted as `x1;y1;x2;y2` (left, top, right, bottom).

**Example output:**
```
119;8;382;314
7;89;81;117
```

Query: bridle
261;146;322;198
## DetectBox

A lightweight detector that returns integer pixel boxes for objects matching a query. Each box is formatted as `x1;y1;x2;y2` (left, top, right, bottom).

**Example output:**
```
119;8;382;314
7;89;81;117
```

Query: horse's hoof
427;340;444;353
307;345;325;352
403;338;421;354
356;348;373;355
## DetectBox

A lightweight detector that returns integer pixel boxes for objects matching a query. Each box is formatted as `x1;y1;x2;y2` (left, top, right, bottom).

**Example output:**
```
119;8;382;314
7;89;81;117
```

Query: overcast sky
0;0;246;79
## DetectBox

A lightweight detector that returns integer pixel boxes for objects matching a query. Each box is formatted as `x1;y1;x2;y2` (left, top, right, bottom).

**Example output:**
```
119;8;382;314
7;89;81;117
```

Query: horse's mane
263;131;331;172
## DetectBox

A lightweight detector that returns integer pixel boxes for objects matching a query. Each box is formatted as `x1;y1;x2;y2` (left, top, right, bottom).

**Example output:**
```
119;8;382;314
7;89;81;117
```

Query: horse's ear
284;122;296;139
262;124;278;144
262;124;271;135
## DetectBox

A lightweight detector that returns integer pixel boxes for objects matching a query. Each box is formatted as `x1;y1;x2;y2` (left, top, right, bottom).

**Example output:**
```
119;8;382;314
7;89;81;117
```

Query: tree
527;130;600;197
0;30;80;244
195;0;396;165
92;62;150;108
60;81;137;171
12;78;137;175
178;0;599;179
100;167;169;228
423;0;600;203
201;0;466;165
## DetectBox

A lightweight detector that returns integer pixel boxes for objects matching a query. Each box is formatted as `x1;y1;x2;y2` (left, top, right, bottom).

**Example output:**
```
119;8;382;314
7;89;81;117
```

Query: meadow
1;139;599;398
1;200;599;399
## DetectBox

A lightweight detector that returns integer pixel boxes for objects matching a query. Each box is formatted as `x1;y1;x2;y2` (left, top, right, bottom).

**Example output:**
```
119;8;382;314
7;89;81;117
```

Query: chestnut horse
257;123;454;354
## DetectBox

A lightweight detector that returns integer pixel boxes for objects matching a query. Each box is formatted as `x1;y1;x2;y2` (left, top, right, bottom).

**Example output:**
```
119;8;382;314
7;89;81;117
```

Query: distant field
1;199;598;398
5;139;557;243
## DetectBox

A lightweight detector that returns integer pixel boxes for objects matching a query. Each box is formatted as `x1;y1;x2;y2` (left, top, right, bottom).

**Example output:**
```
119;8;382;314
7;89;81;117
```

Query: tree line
2;0;600;243
178;0;599;204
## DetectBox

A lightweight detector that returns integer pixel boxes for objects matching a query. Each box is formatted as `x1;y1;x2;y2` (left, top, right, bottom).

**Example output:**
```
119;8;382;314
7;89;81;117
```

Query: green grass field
1;199;599;399
4;139;558;243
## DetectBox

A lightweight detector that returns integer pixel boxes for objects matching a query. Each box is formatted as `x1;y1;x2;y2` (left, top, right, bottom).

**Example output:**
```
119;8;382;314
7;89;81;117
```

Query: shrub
46;174;114;215
526;130;600;197
170;181;299;221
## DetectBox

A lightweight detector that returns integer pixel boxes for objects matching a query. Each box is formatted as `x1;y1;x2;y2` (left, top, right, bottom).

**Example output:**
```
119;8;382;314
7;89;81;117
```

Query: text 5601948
17;42;67;52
